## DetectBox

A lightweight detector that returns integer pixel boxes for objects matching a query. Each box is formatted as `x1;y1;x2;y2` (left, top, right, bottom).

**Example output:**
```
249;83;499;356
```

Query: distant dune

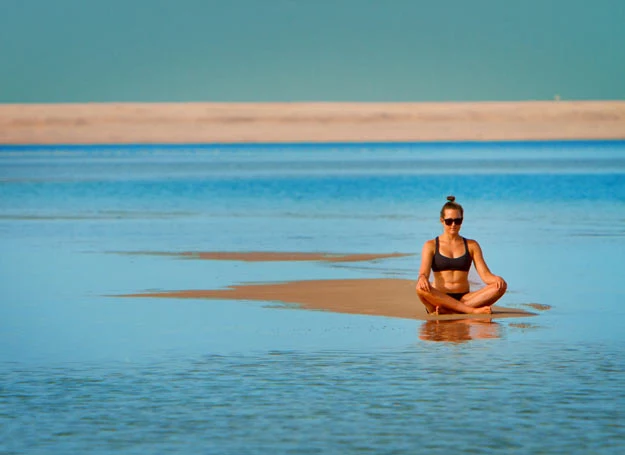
1;101;624;145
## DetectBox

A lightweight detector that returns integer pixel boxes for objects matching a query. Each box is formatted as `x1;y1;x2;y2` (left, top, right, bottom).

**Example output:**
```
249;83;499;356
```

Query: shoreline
2;101;624;145
3;138;624;150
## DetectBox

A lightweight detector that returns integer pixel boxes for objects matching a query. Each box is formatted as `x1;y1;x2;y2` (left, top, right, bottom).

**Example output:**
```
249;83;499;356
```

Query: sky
1;0;624;103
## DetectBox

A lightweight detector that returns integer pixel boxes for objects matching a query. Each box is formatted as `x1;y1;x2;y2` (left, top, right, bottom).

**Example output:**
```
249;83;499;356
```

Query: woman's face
441;208;463;233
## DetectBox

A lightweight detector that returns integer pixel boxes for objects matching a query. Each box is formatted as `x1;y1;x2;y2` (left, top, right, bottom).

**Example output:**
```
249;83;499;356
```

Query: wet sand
117;278;536;321
2;101;625;144
114;251;539;320
119;251;411;263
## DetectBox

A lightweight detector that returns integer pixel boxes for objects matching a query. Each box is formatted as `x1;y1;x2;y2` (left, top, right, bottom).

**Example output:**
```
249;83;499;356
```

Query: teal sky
2;0;624;102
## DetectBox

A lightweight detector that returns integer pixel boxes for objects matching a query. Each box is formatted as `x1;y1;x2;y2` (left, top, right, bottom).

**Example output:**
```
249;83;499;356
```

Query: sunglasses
443;218;463;226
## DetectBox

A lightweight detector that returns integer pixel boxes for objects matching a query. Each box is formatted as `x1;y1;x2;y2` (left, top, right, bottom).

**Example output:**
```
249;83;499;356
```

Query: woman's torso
431;236;472;293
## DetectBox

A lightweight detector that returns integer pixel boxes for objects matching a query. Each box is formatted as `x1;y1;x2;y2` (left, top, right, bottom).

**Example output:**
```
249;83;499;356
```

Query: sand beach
1;100;625;145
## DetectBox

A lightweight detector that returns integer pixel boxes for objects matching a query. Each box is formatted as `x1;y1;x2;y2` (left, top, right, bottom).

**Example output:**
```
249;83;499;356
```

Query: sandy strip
120;251;412;263
2;101;624;144
116;278;536;321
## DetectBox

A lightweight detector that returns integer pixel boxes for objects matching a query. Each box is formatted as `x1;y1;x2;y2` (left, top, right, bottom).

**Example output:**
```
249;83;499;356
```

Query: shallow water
1;141;624;454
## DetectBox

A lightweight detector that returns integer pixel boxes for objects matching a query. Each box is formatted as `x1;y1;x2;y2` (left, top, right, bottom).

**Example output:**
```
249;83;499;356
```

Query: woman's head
440;195;464;229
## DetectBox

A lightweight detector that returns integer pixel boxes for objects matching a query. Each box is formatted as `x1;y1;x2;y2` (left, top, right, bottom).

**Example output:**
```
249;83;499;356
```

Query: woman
416;196;507;315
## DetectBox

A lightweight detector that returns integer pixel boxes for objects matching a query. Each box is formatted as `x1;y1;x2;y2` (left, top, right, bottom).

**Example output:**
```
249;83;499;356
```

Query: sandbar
2;101;624;144
117;278;536;321
118;251;411;263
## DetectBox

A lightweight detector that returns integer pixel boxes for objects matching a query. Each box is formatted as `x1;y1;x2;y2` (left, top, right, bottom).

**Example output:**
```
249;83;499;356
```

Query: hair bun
447;195;456;202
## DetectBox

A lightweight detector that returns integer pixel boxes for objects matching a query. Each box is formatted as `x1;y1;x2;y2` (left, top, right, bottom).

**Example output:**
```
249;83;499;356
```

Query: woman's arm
417;240;435;291
469;240;506;289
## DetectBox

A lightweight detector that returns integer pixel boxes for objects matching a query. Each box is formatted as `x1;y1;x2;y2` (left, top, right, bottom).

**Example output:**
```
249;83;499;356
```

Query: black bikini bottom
447;292;469;301
423;291;470;314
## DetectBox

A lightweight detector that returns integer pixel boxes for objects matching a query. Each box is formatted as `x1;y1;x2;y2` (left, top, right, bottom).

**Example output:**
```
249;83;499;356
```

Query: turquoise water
3;2;625;102
1;141;624;453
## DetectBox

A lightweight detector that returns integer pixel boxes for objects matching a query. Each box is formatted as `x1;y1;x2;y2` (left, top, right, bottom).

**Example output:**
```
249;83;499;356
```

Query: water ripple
2;342;624;454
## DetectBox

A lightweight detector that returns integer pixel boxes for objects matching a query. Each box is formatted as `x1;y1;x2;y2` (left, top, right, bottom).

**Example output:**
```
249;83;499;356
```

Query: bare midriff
432;270;470;294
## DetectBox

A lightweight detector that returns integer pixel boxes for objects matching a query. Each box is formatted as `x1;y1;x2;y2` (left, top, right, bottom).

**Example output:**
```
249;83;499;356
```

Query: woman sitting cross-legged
416;196;507;315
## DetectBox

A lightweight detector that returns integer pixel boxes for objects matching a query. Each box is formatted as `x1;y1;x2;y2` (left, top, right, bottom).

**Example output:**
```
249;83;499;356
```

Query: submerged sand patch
119;251;412;263
523;303;552;311
117;278;536;321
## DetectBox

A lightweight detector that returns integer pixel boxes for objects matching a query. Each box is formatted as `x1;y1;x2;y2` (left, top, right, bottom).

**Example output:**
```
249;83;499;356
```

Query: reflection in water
419;319;500;343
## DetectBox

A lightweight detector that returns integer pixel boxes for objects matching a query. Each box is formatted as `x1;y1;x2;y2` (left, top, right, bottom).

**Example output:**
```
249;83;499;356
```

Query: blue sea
1;141;624;454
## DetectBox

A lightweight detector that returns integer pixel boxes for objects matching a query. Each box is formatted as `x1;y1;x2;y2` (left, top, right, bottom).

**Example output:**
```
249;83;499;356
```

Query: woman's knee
486;280;507;296
416;286;431;298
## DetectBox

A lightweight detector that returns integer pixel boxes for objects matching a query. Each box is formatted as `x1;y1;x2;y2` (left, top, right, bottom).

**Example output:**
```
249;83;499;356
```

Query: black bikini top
431;236;472;272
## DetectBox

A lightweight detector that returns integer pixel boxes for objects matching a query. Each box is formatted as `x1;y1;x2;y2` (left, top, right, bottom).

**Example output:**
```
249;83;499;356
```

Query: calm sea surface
1;141;624;454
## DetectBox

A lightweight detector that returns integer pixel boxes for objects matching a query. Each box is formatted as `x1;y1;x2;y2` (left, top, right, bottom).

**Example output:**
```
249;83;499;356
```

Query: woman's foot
472;306;492;315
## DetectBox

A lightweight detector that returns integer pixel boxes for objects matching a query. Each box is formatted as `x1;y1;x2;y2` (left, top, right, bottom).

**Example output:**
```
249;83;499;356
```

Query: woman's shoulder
464;237;482;251
422;238;436;250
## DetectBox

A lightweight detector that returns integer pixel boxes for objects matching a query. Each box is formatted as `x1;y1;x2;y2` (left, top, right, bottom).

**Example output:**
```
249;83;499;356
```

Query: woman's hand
491;275;507;290
417;274;431;292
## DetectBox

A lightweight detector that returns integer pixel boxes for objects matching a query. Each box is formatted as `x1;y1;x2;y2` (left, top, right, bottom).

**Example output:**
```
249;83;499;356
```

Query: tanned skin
416;208;507;315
